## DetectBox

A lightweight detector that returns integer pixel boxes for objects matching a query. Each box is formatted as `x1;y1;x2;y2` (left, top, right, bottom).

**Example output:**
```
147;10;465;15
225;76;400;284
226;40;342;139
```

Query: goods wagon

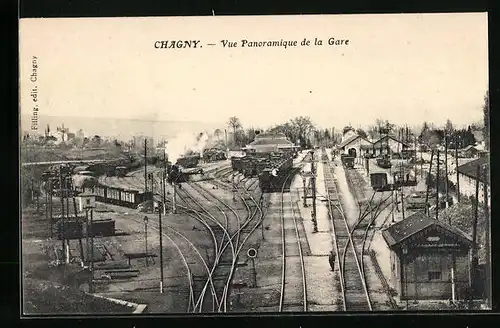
231;156;243;172
259;157;294;192
90;219;115;237
56;220;83;240
341;156;355;169
203;148;227;162
75;184;153;208
376;156;392;169
176;154;200;168
370;172;389;191
393;169;417;187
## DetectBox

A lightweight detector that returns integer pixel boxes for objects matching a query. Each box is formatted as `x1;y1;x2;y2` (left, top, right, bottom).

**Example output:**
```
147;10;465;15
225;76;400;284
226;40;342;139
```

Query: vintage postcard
19;13;490;315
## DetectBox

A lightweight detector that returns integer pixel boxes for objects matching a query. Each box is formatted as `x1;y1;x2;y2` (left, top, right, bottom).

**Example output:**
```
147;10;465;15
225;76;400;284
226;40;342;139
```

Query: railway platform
292;161;339;311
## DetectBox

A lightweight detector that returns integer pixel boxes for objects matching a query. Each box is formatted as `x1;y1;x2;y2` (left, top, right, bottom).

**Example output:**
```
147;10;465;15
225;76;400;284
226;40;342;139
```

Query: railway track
321;151;372;311
279;172;308;312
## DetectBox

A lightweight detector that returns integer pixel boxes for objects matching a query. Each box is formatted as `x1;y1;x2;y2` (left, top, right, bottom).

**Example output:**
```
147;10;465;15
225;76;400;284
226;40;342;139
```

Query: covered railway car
370;172;391;191
341;155;355;169
203;148;227;162
75;184;153;208
176;155;200;168
231;156;243;172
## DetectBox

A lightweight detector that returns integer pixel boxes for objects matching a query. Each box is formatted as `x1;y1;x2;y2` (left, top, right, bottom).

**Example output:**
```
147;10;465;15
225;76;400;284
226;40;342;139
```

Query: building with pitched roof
382;212;472;300
372;135;410;157
243;133;298;153
456;155;490;206
337;134;373;158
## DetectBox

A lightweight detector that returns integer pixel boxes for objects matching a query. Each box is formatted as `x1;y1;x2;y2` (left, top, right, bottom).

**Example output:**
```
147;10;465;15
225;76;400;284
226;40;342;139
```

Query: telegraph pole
470;165;480;308
163;152;167;215
158;197;164;293
311;151;318;233
435;150;440;220
90;208;95;292
59;167;66;263
425;149;434;216
444;135;449;210
144;139;148;193
483;168;490;308
455;135;461;203
49;179;53;238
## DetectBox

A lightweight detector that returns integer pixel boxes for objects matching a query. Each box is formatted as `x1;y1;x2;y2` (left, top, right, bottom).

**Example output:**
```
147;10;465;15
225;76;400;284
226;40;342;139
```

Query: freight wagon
376;156;392;169
176;154;200;168
75;184;153;208
341;156;355;169
231;156;243;172
203;148;227;162
370;172;390;191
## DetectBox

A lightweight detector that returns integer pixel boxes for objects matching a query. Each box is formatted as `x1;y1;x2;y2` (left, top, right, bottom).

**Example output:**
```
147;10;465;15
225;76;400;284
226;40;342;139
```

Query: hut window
428;271;441;281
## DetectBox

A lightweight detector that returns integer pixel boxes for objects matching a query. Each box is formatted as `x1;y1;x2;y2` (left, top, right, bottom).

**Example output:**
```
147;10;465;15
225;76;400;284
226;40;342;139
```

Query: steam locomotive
258;157;294;192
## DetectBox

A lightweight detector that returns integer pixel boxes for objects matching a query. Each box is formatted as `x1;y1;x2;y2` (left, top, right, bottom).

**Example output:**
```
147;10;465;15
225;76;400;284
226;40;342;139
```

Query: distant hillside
20;114;224;142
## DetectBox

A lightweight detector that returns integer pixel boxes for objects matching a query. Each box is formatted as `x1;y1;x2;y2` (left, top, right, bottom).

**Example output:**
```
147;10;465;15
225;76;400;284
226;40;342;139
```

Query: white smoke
164;131;210;164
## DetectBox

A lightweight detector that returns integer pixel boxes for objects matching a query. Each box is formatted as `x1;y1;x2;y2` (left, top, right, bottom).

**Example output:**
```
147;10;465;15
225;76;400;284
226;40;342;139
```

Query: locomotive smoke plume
164;131;210;164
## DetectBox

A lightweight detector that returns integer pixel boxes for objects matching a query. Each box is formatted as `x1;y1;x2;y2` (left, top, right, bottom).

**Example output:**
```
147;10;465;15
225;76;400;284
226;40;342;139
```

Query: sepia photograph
19;13;490;314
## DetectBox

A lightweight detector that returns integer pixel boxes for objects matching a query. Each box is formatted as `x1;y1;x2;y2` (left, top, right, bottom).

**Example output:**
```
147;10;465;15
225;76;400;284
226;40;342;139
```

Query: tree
290;116;315;148
90;135;102;148
445;119;454;135
483;91;489;150
227;116;242;144
356;128;368;139
343;125;354;135
214;128;222;141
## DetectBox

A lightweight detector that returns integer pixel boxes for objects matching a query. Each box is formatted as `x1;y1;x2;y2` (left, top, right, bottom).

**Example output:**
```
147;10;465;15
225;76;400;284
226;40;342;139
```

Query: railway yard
21;145;489;313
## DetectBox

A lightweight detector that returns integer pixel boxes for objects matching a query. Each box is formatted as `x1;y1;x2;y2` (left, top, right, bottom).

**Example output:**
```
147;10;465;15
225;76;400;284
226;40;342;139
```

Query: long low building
243;133;300;153
456;155;490;206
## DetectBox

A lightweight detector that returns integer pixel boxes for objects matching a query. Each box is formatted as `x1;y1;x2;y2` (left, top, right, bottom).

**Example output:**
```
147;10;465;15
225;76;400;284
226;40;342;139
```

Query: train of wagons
370;169;417;191
230;150;297;192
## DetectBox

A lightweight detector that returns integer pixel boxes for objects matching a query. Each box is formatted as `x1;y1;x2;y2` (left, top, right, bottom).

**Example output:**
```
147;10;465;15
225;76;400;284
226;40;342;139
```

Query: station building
243;133;299;154
382;213;472;301
337;134;373;158
372;135;409;156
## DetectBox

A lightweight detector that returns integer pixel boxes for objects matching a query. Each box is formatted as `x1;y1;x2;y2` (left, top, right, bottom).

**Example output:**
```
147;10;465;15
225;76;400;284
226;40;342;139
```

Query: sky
19;13;488;132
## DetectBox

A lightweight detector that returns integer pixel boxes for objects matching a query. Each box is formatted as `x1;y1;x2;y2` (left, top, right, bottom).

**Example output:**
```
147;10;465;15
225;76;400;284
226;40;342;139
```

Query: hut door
348;148;357;157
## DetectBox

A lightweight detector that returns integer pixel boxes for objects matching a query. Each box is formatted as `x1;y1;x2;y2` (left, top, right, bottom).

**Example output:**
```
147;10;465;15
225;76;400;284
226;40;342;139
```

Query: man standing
328;250;336;271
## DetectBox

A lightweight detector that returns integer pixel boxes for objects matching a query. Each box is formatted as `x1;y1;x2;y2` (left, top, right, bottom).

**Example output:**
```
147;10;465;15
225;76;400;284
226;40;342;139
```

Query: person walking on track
328;250;336;271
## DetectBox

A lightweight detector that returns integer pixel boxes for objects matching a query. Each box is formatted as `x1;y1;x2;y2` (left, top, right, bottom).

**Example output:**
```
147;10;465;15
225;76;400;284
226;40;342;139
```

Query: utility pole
59;167;66;263
455;135;460;203
144;216;149;266
163;152;167;215
172;183;177;214
444;135;449;210
311;151;318;233
158;199;164;293
144;139;148;193
302;175;308;207
425;149;434;216
483;168;490;309
90;208;95;292
435;149;440;220
48;179;53;238
470;165;480;308
85;208;89;263
65;177;71;263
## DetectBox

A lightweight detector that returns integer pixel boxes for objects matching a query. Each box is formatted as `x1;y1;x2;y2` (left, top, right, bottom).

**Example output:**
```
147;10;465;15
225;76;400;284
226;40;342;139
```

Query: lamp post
144;216;149;266
158;200;164;293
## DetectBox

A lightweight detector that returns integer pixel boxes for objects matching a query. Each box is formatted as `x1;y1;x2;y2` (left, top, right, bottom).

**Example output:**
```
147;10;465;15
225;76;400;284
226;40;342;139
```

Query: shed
382;213;472;300
461;145;479;158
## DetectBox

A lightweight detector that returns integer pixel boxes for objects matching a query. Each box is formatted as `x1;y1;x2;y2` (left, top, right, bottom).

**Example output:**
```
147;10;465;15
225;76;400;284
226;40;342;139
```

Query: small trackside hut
382;213;472;301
